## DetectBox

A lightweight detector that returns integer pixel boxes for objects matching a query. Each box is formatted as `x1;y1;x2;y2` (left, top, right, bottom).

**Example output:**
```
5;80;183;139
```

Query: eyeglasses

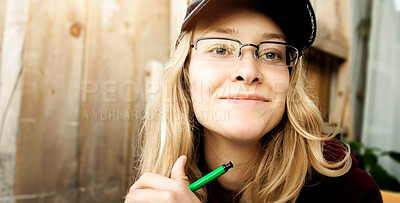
190;37;301;67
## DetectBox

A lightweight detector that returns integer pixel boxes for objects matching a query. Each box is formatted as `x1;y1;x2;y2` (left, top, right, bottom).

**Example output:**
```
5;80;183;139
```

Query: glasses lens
258;43;298;67
195;39;240;61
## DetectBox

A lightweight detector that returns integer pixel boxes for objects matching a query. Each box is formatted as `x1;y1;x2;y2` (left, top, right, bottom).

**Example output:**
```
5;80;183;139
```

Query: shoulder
336;155;383;203
297;140;383;203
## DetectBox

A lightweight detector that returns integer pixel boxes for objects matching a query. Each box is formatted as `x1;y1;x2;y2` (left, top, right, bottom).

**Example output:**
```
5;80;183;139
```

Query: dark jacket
203;140;383;203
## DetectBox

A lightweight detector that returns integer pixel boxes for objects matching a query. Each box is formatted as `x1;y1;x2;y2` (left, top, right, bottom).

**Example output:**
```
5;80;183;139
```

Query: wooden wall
308;0;353;139
0;0;353;202
0;0;26;201
0;0;171;202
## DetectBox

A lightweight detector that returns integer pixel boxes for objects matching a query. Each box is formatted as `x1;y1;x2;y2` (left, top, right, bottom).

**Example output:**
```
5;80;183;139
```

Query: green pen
188;161;234;192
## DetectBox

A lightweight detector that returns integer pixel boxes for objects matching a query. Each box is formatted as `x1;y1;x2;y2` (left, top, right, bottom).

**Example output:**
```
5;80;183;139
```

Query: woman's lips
219;94;270;104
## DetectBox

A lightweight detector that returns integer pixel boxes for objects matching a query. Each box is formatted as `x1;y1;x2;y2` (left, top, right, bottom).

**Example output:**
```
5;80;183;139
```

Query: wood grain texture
381;190;400;203
325;0;353;139
78;0;171;200
305;48;339;120
309;0;353;139
0;0;26;202
14;0;86;202
332;60;354;140
0;0;7;69
311;0;351;59
170;0;187;50
0;0;7;68
131;0;171;184
78;0;140;201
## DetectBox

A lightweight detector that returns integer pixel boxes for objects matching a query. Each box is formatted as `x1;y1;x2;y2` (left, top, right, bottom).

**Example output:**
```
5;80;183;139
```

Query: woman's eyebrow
200;28;286;41
262;32;286;41
212;27;237;34
201;27;237;37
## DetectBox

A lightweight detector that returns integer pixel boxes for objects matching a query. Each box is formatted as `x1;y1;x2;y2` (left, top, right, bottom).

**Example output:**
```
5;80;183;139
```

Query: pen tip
224;161;234;170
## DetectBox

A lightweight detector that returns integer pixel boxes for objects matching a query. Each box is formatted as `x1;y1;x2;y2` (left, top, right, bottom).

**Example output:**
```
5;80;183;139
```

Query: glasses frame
190;37;302;67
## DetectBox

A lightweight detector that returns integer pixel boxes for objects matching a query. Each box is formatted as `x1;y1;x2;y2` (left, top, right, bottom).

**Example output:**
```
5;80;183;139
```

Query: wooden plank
342;93;354;141
0;0;27;202
0;81;22;203
381;190;400;203
170;0;188;51
127;0;173;188
307;0;353;139
137;0;171;67
0;0;7;61
327;0;353;140
128;0;171;188
305;48;335;120
311;0;350;59
14;0;86;202
331;60;354;140
77;0;169;201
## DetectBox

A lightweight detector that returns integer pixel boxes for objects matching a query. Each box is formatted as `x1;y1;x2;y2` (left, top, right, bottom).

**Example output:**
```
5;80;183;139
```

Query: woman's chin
205;123;270;144
198;109;283;144
223;129;266;143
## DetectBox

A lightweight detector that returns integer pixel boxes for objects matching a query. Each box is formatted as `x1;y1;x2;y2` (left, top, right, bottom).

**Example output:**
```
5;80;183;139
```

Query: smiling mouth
219;95;270;102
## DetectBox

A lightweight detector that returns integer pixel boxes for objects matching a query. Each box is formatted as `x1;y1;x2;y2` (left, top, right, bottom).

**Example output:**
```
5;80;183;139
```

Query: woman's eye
214;48;227;55
205;45;235;57
264;52;277;59
260;51;281;61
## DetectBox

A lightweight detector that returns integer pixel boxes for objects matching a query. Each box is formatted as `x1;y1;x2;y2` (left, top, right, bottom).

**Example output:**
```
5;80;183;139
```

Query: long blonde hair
136;30;351;203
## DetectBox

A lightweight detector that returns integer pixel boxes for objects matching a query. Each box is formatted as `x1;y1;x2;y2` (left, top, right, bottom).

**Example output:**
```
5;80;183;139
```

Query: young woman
125;0;383;202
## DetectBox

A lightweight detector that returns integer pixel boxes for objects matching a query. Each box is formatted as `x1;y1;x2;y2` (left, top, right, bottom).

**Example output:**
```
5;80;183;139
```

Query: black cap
178;0;317;51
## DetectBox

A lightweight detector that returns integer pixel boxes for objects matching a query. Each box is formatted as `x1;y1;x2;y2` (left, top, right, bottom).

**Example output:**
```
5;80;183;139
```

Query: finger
130;173;179;191
171;155;189;185
125;188;173;203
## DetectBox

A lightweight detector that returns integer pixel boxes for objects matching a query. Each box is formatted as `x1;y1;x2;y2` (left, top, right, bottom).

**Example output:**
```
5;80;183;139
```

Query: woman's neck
203;129;262;192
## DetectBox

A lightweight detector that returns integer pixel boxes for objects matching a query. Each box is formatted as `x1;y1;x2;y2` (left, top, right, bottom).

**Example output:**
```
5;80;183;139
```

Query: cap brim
181;0;316;51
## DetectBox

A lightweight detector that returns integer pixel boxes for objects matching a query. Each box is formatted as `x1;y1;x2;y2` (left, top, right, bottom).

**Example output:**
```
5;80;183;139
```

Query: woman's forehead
196;27;286;42
193;7;285;42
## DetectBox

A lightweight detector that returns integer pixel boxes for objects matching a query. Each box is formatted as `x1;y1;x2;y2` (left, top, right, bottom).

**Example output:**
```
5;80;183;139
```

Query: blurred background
0;0;399;202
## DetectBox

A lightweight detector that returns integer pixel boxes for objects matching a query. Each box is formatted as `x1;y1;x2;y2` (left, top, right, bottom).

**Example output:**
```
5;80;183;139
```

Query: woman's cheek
274;82;289;103
264;72;289;103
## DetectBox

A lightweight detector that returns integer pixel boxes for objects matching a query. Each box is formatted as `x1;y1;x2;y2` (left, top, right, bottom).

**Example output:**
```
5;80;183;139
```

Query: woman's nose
230;48;264;85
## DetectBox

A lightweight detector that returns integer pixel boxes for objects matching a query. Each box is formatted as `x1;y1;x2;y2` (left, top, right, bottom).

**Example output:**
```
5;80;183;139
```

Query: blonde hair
136;30;351;203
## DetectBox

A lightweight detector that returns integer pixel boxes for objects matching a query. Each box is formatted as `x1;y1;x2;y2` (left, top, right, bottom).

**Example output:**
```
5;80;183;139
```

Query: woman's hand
125;155;201;203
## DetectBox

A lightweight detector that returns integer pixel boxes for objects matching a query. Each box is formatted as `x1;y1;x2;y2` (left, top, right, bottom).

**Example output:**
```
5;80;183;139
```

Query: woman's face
188;7;290;144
